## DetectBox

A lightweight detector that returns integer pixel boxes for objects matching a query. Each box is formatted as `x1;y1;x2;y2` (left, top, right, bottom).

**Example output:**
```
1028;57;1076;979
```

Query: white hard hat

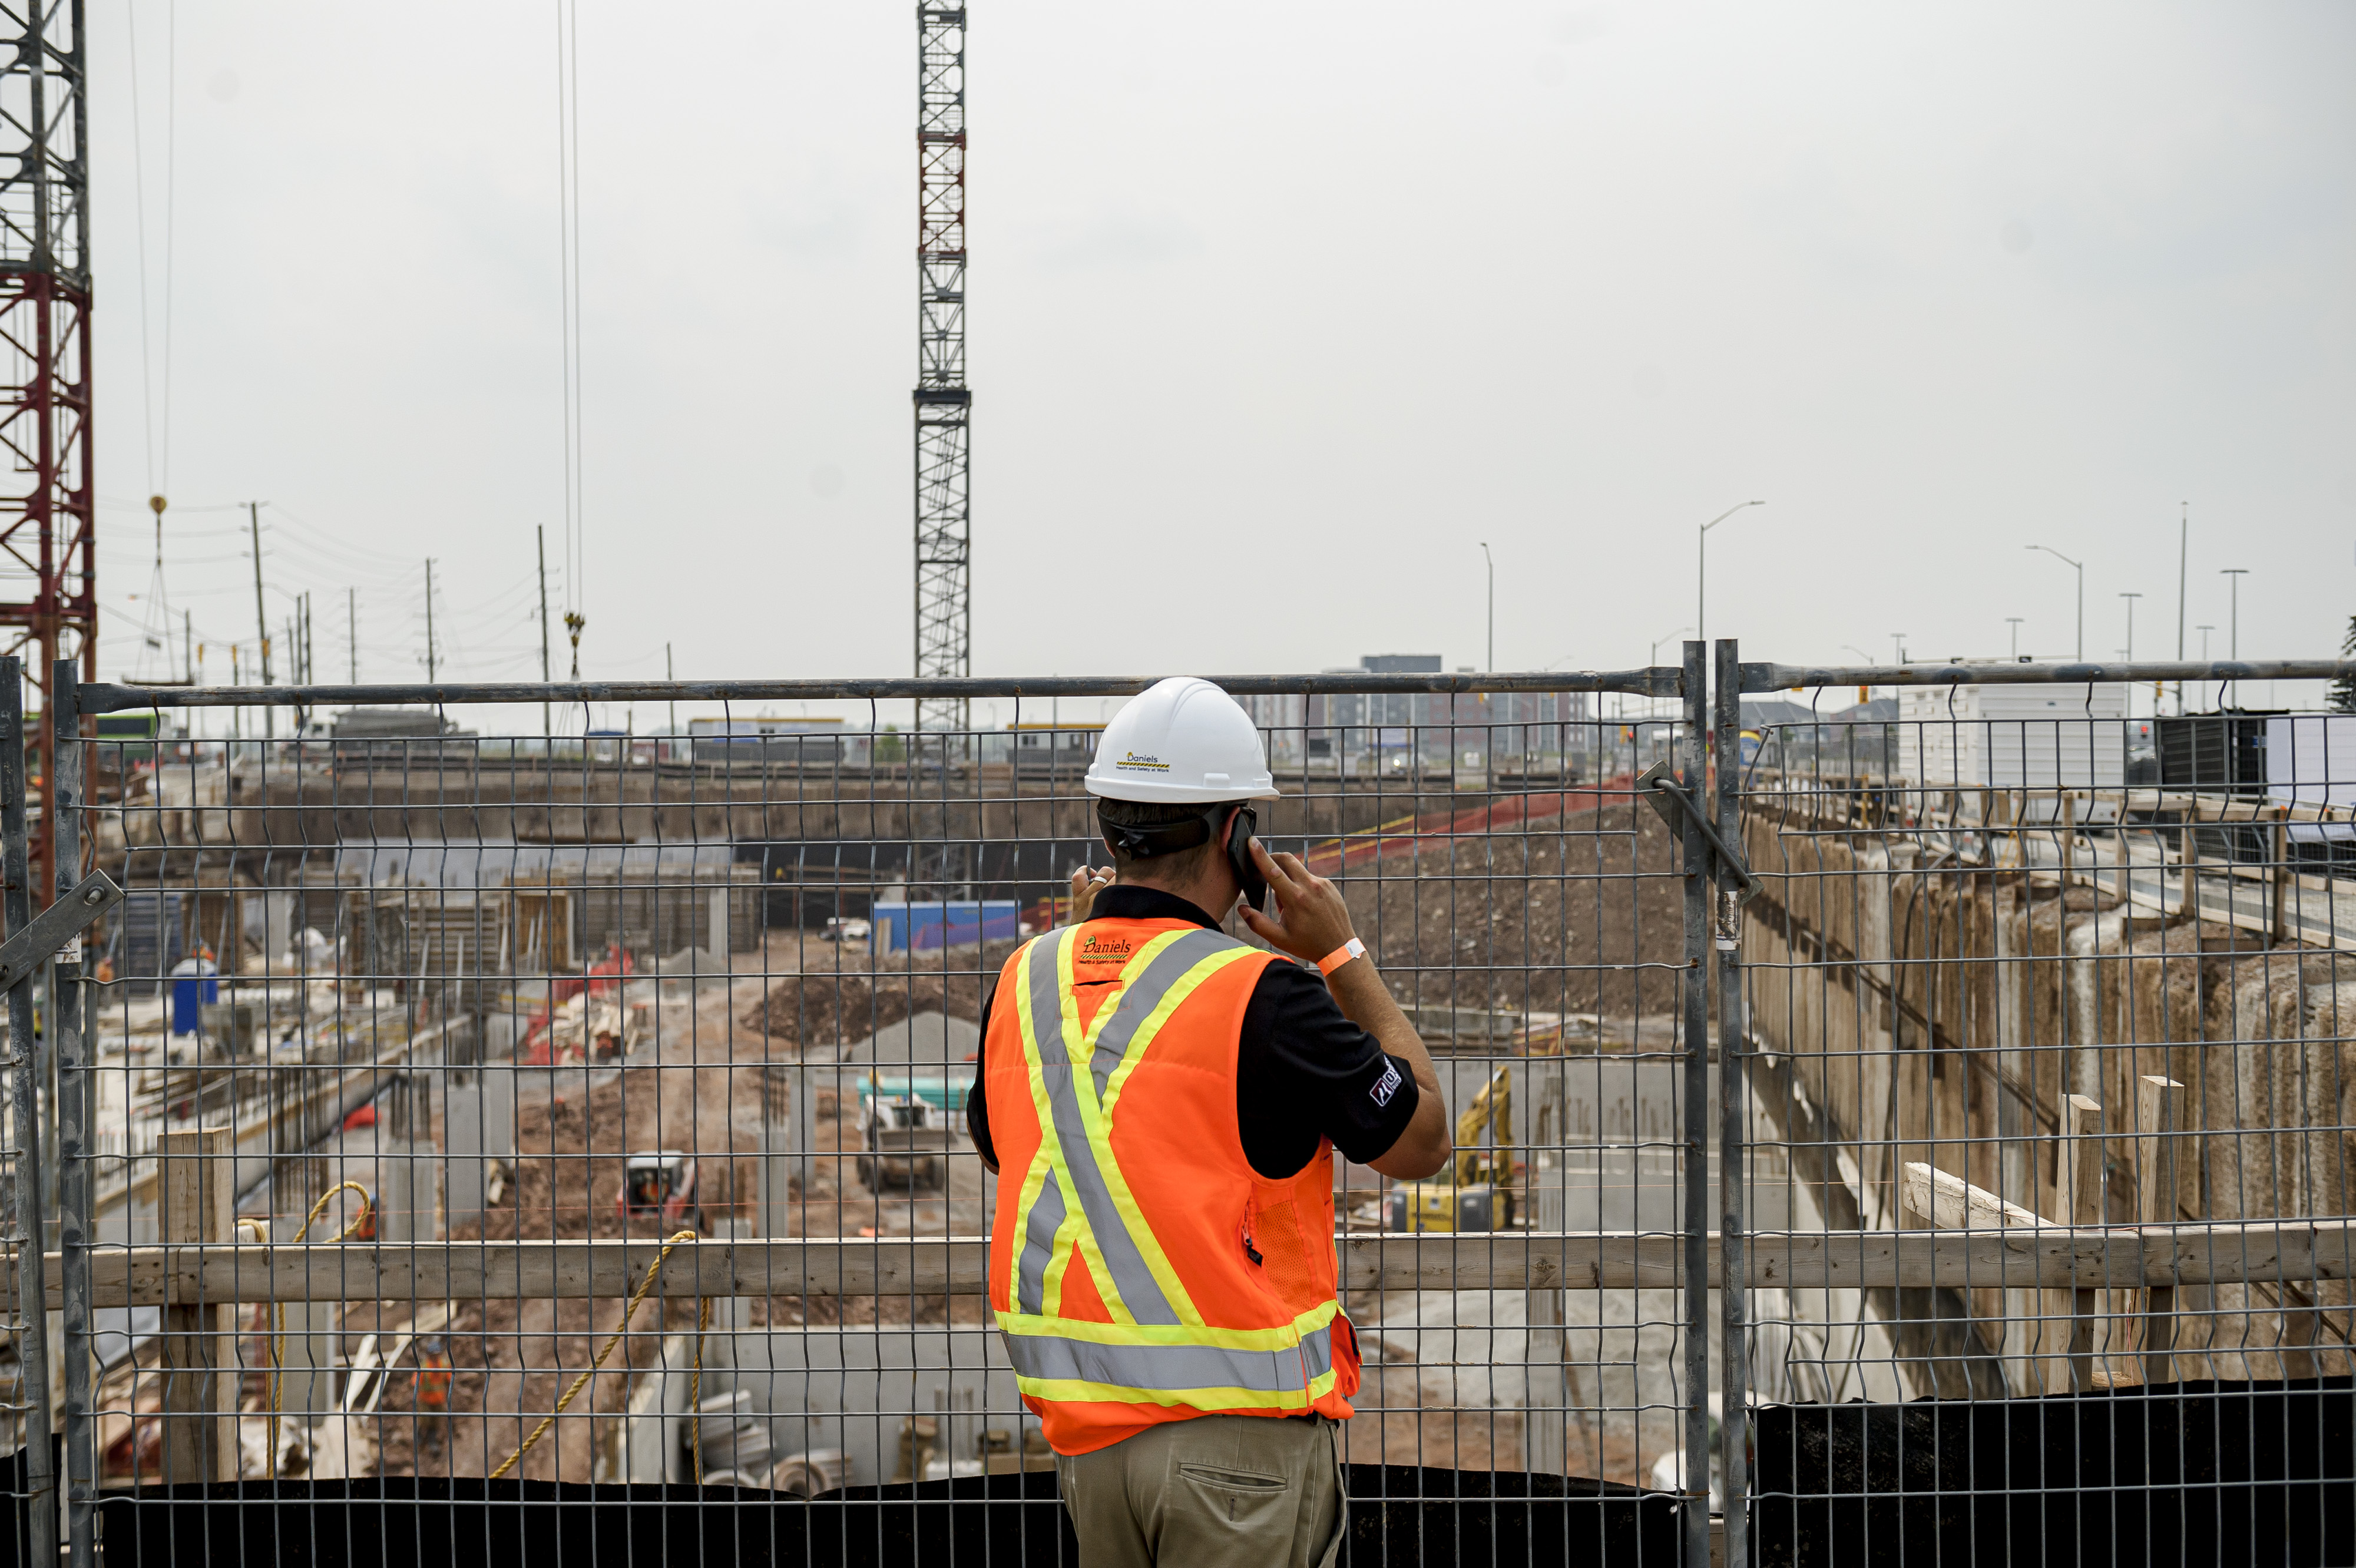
1084;677;1279;803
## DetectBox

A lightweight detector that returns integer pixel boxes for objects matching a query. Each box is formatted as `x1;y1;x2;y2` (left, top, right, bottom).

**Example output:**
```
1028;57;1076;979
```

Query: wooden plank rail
12;1224;2356;1309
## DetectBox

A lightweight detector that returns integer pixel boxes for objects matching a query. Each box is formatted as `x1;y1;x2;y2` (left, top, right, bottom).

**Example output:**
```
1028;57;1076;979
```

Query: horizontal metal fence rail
11;1222;2354;1306
39;662;1711;1567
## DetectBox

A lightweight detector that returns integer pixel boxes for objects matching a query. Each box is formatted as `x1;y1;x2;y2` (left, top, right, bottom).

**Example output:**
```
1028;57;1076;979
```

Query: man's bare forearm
1327;960;1440;1099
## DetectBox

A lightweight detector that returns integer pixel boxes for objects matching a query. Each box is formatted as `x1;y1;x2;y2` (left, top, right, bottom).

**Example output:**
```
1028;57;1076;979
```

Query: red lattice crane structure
0;0;95;897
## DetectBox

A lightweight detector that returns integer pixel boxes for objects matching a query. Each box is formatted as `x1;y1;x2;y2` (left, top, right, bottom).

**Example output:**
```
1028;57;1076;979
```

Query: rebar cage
9;650;2356;1566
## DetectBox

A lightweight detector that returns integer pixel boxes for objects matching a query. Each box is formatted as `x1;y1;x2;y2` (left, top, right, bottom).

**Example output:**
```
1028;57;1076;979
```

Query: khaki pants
1055;1414;1346;1568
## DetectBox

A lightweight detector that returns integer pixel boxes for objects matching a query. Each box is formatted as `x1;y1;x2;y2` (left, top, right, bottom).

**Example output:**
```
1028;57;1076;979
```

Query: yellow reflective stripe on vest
1005;924;1259;1329
998;1296;1338;1354
1001;1316;1341;1412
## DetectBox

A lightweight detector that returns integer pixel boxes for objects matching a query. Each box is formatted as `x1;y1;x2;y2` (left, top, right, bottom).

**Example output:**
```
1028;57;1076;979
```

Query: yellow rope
488;1228;706;1483
240;1180;373;1474
234;1219;272;1471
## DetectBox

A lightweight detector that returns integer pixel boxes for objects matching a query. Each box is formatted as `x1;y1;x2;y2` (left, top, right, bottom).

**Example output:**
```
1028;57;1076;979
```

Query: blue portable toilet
168;954;219;1036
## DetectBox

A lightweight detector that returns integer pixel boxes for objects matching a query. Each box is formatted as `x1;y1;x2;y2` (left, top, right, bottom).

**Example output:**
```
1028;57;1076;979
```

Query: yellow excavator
1385;1067;1517;1232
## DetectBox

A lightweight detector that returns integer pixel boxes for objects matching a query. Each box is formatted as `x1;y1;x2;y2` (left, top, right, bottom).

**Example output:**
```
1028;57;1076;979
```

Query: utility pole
249;502;274;736
913;2;972;734
1480;542;1494;671
537;525;552;739
348;587;358;682
2176;502;2189;716
2119;593;2141;661
2221;568;2248;661
423;558;438;683
2006;617;2023;660
666;642;677;740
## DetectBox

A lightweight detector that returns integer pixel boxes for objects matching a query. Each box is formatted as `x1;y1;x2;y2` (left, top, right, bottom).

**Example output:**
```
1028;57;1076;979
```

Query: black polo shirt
964;885;1418;1180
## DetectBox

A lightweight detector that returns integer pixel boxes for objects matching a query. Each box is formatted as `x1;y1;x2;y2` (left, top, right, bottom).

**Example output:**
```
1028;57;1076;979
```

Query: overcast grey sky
88;3;2355;717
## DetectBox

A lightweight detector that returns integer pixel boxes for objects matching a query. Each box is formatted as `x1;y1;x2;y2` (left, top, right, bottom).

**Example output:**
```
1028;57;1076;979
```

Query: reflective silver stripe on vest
1024;932;1181;1325
1087;927;1246;1104
1003;1319;1334;1397
1015;1166;1066;1316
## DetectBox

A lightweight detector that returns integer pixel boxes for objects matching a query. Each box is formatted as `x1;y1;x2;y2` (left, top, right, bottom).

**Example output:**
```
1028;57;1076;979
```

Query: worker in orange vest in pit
969;677;1451;1567
415;1337;452;1415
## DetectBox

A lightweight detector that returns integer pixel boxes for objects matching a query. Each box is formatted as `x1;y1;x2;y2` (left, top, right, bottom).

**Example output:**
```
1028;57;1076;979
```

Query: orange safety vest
985;917;1361;1457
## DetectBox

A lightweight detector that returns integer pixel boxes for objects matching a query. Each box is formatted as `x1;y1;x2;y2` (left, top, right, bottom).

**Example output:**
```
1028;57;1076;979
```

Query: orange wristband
1316;937;1366;978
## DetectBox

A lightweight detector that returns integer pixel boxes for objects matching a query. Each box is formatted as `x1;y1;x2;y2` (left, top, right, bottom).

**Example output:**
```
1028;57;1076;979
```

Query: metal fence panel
1733;654;2356;1564
44;667;1705;1566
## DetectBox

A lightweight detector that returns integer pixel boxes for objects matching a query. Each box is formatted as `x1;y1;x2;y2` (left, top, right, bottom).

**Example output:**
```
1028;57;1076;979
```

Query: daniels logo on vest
1115;750;1171;772
1077;933;1134;961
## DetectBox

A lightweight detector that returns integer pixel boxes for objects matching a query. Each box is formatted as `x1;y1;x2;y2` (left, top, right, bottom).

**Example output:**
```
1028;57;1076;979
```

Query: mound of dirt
739;941;1020;1044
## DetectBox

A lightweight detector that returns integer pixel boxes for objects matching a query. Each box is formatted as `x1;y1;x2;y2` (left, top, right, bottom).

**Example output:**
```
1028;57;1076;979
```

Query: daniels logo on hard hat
1078;934;1134;960
1116;752;1171;772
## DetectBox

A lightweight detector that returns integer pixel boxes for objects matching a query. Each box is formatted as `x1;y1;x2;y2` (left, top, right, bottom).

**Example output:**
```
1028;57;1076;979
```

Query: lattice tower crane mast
0;0;95;901
913;5;971;735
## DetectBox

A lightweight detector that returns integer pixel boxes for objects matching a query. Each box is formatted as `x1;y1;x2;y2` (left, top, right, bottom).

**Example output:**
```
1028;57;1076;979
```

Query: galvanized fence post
1679;641;1713;1568
0;658;58;1565
1713;639;1750;1568
51;660;92;1568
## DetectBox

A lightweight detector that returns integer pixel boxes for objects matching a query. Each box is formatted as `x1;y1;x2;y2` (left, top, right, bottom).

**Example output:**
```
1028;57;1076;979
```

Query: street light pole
1480;542;1494;671
2119;593;2142;660
2221;569;2248;659
2026;544;2084;660
1890;632;1906;666
1841;646;1877;706
2006;617;2024;660
1697;501;1765;650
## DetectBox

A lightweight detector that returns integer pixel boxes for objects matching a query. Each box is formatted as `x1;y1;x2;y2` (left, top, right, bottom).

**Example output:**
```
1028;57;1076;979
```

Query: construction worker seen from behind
968;676;1451;1568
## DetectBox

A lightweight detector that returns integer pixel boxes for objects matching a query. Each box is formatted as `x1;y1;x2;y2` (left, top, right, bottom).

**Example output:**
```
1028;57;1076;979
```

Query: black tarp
90;1464;1678;1568
1753;1377;2356;1566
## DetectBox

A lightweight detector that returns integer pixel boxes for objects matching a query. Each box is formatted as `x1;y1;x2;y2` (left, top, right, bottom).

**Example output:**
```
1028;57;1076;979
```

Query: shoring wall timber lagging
1740;799;2356;1394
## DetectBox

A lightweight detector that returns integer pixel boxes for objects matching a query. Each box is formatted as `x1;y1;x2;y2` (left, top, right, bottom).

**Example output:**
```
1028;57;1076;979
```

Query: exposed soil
739;941;1019;1044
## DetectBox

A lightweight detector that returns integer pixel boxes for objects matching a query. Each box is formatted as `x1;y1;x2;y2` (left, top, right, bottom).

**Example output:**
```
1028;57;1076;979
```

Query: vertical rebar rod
1;659;58;1564
51;660;90;1568
1679;640;1712;1568
1713;639;1750;1568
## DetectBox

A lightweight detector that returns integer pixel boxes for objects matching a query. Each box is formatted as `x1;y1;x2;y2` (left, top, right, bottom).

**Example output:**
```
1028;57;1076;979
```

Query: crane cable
488;1228;708;1483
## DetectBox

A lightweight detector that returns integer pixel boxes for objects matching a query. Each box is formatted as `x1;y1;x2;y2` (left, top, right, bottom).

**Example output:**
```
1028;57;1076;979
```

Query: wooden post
2182;807;2201;925
2271;805;2290;947
2137;1076;2183;1389
157;1129;237;1484
2060;1094;2105;1391
2280;1281;2321;1382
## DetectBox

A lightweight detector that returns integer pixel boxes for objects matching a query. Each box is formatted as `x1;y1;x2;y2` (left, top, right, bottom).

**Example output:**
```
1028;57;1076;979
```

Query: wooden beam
1900;1161;2048;1232
2059;1094;2106;1391
2140;1074;2185;1385
156;1131;235;1486
14;1223;2356;1309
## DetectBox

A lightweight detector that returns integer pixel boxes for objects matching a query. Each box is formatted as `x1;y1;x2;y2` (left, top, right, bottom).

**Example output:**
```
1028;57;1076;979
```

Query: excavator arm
1453;1067;1513;1188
